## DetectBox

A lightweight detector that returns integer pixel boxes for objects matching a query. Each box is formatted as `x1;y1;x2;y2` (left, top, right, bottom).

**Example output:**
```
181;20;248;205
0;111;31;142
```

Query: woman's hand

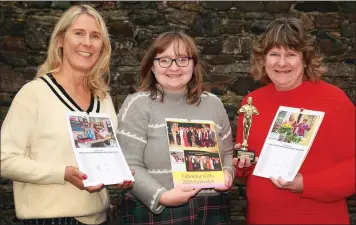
232;143;259;168
215;169;233;192
270;173;304;193
64;166;104;193
113;169;136;190
159;187;201;207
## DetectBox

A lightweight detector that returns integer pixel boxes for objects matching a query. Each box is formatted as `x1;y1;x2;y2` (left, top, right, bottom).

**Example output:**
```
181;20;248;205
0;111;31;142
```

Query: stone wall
0;1;355;225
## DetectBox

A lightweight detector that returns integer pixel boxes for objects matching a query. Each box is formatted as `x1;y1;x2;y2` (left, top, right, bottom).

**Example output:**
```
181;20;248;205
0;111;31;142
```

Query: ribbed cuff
300;173;319;200
223;166;235;179
150;187;167;215
50;165;67;184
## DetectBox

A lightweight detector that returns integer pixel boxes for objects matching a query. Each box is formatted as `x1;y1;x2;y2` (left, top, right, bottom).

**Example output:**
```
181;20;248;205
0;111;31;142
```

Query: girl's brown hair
137;31;204;105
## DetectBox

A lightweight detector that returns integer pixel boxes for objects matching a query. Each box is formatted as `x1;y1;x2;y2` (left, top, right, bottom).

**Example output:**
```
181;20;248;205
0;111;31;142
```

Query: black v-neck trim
96;97;100;113
40;77;76;111
42;73;99;113
86;95;95;113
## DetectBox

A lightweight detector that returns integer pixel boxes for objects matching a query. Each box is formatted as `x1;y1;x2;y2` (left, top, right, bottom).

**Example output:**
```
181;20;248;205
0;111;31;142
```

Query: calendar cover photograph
68;114;118;149
166;118;225;189
269;110;323;146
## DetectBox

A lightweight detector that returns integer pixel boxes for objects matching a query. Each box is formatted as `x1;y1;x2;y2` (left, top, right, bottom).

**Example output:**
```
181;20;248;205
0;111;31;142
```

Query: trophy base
234;149;255;162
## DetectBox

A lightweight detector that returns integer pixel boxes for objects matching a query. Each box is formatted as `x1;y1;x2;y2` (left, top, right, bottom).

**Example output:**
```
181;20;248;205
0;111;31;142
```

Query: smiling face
151;41;194;92
59;13;103;74
265;47;305;91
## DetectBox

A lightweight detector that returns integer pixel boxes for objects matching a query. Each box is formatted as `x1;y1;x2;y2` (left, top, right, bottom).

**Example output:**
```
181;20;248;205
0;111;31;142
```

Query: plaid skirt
118;194;231;225
21;217;108;225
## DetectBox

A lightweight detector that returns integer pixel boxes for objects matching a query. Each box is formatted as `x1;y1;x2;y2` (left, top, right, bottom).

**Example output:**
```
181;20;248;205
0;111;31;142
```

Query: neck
274;82;302;92
55;65;88;92
156;84;187;102
157;84;187;94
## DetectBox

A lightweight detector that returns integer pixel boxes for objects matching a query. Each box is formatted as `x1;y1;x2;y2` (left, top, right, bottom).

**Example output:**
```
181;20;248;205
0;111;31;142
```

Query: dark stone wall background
0;1;355;225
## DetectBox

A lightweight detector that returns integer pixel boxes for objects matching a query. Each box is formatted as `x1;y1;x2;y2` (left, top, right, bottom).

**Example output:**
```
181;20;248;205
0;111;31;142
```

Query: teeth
167;74;181;77
77;51;92;57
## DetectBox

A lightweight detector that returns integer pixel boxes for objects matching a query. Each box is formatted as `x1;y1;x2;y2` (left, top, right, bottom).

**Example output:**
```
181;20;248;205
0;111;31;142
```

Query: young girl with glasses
116;31;234;224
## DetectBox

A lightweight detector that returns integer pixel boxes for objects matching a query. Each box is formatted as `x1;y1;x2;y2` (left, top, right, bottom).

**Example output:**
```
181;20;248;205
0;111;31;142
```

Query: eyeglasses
153;57;193;68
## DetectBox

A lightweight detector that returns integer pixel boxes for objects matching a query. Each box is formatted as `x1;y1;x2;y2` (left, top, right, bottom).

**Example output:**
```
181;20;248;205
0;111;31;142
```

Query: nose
82;35;92;47
277;55;286;66
169;60;180;70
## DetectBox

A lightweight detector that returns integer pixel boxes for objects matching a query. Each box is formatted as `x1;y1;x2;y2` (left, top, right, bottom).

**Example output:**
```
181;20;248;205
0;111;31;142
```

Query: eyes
154;57;192;68
159;57;189;63
74;31;101;39
268;52;297;57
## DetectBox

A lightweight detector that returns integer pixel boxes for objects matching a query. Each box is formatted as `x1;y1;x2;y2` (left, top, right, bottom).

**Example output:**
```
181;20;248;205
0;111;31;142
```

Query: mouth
76;51;93;57
166;74;182;78
274;70;292;73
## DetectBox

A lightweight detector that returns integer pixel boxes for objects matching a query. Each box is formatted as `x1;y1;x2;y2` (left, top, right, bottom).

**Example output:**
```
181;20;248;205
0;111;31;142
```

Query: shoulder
100;93;115;105
315;80;348;96
117;91;152;118
313;80;353;104
18;78;47;92
8;78;48;113
99;93;116;112
121;91;153;108
237;84;272;105
13;78;47;102
200;91;223;104
200;91;228;115
125;91;152;101
246;84;272;98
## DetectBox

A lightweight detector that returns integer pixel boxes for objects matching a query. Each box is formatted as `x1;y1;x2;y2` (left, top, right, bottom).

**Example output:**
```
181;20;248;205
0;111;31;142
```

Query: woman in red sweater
233;17;355;224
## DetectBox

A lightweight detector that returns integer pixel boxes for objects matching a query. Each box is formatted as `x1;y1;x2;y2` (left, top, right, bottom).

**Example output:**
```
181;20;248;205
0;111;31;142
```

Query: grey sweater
116;90;234;214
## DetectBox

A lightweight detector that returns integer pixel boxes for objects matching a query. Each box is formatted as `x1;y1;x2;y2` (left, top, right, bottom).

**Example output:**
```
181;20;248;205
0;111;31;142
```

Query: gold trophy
234;96;259;162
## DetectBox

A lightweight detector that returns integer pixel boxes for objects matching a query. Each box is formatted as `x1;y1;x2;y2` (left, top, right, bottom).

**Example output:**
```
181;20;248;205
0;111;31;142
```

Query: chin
76;65;95;72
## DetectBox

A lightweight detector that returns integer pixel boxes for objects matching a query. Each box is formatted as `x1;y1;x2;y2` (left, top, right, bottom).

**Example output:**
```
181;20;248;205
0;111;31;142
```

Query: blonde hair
137;31;204;105
250;17;326;84
36;4;111;99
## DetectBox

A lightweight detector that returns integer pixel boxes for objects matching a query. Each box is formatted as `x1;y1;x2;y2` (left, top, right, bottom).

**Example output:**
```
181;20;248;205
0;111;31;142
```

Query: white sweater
1;74;117;224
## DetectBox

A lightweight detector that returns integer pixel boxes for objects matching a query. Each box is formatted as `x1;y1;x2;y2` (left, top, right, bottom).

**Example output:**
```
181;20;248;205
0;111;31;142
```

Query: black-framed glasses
153;57;193;68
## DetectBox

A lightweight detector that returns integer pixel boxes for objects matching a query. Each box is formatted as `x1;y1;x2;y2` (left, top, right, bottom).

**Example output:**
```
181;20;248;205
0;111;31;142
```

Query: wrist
159;191;168;205
223;167;233;177
64;166;70;182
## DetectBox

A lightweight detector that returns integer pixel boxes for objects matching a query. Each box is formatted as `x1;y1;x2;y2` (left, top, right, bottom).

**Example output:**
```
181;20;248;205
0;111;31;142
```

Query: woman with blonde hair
1;5;131;225
233;17;355;224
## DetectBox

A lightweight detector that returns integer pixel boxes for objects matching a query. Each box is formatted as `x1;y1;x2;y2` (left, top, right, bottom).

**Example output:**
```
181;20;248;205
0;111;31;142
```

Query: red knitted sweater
235;80;355;224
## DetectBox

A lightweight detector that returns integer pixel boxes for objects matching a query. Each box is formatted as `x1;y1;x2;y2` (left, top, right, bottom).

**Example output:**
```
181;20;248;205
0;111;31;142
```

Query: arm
216;99;234;178
1;87;66;184
301;94;355;202
116;94;167;214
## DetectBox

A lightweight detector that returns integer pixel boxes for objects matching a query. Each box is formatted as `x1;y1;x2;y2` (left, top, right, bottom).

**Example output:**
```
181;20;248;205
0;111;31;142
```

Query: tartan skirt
118;194;231;225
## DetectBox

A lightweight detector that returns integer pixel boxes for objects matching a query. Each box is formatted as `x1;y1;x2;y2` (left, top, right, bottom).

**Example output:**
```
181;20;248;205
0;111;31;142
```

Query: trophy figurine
234;96;259;162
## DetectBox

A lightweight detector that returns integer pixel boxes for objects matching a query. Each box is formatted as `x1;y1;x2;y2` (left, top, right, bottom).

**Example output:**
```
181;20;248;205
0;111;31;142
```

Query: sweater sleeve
215;97;234;178
301;92;355;202
1;85;66;184
116;94;167;214
235;96;256;178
